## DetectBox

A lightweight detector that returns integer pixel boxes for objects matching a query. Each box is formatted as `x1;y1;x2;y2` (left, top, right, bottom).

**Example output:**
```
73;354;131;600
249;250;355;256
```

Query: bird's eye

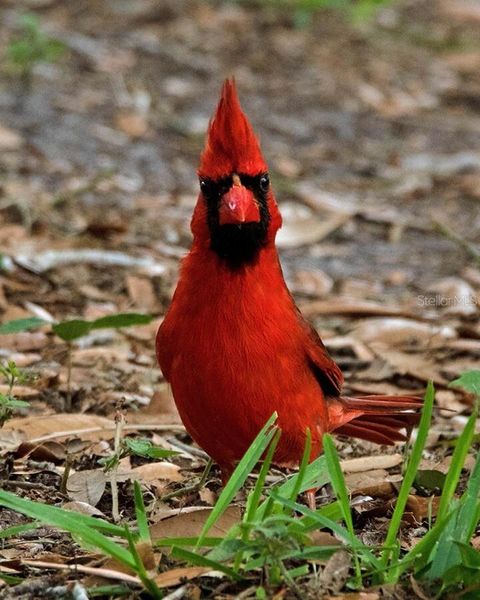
199;179;209;194
259;174;270;192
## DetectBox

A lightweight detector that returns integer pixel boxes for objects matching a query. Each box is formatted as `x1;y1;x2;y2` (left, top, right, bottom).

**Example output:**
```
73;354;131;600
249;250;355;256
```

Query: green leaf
0;317;46;335
414;469;447;492
449;370;480;398
53;313;153;341
90;313;153;330
52;319;91;341
124;437;178;459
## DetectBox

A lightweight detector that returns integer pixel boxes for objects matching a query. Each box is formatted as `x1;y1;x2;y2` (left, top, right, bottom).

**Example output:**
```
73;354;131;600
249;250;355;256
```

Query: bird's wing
300;316;344;397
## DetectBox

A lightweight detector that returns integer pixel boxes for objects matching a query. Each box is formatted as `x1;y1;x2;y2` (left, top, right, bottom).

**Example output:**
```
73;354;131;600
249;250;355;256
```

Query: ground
0;0;479;598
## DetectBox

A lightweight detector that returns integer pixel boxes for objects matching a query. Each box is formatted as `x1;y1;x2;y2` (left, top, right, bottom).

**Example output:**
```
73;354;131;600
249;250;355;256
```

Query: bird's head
192;79;282;267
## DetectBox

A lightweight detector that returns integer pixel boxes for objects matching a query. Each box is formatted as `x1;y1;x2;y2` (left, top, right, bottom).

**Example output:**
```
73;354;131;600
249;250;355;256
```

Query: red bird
157;80;421;503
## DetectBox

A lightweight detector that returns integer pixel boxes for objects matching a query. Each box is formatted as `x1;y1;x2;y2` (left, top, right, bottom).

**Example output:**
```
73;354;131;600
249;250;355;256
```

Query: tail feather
330;394;423;446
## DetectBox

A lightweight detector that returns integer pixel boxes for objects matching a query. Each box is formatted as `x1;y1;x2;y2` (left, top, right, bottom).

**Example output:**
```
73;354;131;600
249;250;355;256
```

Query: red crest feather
198;79;268;179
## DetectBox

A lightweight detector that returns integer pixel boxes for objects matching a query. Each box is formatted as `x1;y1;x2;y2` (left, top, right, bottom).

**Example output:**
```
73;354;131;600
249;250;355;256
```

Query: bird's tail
329;395;423;446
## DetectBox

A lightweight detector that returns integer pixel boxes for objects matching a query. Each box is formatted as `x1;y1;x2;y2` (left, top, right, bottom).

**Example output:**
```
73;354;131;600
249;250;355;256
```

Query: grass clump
1;374;480;597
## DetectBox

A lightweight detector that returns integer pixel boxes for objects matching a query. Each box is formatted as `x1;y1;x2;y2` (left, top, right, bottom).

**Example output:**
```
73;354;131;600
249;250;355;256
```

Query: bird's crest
198;79;268;179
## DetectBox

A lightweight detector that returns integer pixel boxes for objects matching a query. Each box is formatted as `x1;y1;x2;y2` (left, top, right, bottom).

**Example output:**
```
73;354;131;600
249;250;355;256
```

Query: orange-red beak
218;176;260;226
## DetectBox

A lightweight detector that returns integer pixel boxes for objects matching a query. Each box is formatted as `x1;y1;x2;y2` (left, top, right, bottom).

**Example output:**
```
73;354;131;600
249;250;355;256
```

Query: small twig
0;479;53;491
433;219;480;265
29;423;186;445
110;409;125;523
21;559;140;584
161;457;213;502
59;453;72;496
65;342;73;411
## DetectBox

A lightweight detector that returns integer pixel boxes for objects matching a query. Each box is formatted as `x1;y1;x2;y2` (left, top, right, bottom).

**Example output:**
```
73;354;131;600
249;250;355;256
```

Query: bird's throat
209;221;269;268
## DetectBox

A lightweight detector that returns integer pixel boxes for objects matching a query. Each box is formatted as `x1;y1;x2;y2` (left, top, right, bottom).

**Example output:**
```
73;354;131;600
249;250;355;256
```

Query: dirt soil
0;0;479;598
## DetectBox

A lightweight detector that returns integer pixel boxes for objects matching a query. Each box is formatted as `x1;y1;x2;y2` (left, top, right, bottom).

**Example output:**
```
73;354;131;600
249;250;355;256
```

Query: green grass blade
0;522;38;539
437;411;476;523
244;427;282;525
427;422;480;580
269;491;380;570
124;525;162;599
380;381;434;568
323;433;361;584
256;455;329;520
396;508;458;577
0;490;136;570
0;489;126;538
172;546;242;579
195;412;278;549
288;428;311;506
133;480;150;543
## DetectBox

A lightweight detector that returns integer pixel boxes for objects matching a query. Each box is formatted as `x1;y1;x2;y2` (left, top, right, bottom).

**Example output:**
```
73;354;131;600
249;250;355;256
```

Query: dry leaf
3;414;117;443
67;469;107;506
319;550;350;593
132;462;184;483
352;318;456;348
115;111;148;138
345;469;394;498
0;124;23;150
368;346;448;386
62;501;106;518
277;203;349;248
154;566;210;588
150;506;241;542
299;298;409;319
125;275;157;312
341;454;402;473
405;495;441;523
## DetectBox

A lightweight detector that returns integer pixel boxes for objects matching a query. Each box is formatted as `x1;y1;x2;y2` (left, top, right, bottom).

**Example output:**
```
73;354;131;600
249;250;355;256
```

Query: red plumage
156;79;422;487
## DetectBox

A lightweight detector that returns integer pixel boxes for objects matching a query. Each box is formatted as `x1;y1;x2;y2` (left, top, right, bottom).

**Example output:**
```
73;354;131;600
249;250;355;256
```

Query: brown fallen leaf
319;550;351;594
16;440;67;463
352;318;456;348
4;414;116;443
276;204;350;249
367;346;448;386
3;414;184;445
154;566;211;588
299;298;413;319
345;470;394;498
115;111;148;138
67;469;107;506
0;123;23;150
62;501;107;518
405;495;442;523
131;462;184;483
341;454;402;473
150;506;241;542
125;275;158;312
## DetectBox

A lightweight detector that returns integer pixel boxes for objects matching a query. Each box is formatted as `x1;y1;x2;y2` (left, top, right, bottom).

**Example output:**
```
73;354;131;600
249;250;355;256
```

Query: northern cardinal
157;80;421;504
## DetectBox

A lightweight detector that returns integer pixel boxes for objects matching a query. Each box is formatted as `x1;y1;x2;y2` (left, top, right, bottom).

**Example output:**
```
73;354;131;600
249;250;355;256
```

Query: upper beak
218;181;260;226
